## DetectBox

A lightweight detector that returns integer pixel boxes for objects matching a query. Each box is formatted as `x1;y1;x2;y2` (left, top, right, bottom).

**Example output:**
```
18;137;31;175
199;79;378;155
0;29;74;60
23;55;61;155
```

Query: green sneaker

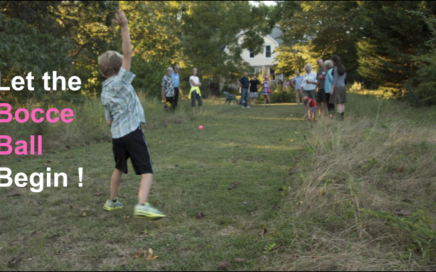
103;198;124;211
134;203;166;220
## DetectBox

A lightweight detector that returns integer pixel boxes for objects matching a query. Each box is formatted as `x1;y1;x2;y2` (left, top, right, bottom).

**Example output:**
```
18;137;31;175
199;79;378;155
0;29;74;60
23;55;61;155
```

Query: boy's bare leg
110;168;123;200
138;174;153;205
253;97;256;107
199;106;203;114
192;107;195;114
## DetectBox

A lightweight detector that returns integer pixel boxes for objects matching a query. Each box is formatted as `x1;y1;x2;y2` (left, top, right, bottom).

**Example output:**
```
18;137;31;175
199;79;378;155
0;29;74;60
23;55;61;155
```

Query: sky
250;1;278;7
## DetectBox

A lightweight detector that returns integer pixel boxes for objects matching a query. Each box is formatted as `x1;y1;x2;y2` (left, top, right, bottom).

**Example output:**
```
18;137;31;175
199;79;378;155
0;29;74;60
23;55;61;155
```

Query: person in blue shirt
324;60;335;117
171;64;181;109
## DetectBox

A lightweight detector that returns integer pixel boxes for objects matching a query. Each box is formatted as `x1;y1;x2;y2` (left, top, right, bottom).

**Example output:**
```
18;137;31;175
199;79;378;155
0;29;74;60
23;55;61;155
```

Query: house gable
241;34;280;67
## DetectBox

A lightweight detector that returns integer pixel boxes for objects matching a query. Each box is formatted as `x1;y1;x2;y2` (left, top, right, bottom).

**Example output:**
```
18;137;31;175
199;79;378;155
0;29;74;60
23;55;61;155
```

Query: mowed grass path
0;101;309;271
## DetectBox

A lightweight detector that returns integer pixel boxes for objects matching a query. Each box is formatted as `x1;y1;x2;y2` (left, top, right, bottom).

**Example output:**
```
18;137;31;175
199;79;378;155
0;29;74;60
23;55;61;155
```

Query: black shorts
112;127;154;175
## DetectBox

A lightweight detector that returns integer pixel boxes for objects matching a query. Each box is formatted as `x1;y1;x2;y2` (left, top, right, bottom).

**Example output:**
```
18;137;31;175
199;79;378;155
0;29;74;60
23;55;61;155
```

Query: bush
131;58;170;98
269;88;296;103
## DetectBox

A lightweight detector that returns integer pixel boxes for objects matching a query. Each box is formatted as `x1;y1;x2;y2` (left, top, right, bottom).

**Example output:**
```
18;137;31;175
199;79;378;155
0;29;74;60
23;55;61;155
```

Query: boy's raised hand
112;10;128;28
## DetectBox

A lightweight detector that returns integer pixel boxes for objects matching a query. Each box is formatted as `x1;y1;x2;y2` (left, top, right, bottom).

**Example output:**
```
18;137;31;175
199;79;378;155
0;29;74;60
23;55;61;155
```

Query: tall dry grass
271;94;436;270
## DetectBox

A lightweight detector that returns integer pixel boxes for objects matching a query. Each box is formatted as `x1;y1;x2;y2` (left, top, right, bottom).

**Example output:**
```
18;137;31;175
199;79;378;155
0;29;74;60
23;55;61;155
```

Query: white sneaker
246;106;250;108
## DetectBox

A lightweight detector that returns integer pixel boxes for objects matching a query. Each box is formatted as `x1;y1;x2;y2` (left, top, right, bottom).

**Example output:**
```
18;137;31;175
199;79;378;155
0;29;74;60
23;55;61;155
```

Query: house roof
269;27;283;45
235;27;284;45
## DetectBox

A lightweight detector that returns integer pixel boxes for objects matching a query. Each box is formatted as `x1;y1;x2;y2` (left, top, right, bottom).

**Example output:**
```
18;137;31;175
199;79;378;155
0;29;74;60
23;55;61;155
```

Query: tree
180;1;276;95
404;12;436;105
356;1;436;88
1;1;278;99
0;12;72;102
276;1;360;81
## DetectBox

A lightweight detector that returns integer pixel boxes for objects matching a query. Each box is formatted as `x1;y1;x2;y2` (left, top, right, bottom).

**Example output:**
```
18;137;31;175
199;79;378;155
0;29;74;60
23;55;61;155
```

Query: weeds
1;93;436;270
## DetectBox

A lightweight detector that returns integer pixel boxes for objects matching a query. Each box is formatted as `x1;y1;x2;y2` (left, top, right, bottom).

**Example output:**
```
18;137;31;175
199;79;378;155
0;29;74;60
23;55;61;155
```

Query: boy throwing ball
303;93;319;121
99;10;165;220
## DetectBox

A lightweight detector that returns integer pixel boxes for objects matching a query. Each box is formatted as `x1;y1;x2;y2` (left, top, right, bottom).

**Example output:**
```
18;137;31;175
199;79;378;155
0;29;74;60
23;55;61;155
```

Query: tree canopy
275;1;436;104
2;1;436;105
0;1;276;100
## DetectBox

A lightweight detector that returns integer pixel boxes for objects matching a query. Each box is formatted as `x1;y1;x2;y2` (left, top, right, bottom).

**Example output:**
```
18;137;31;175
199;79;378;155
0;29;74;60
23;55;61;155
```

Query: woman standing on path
261;74;271;106
330;55;347;121
189;68;203;114
324;60;335;117
249;74;261;107
301;63;317;119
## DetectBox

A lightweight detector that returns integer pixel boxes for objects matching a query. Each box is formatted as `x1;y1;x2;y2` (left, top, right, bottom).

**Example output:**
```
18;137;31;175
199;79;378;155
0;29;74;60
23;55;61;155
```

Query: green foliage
404;12;436;105
362;209;436;259
130;57;169;98
180;1;276;95
1;1;277;100
0;12;73;102
276;1;361;81
356;1;436;89
269;88;296;103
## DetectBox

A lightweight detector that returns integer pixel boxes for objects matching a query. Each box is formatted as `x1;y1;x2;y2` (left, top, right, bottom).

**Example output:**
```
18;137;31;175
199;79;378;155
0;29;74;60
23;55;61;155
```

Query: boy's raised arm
112;11;132;71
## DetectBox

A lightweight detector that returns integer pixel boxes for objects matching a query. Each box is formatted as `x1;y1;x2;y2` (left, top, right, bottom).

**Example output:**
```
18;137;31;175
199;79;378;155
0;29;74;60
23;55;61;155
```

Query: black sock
112;198;117;203
340;112;344;120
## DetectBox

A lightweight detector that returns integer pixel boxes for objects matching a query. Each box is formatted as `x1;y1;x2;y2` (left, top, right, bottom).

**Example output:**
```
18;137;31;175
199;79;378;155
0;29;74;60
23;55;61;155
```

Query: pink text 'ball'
199;125;203;130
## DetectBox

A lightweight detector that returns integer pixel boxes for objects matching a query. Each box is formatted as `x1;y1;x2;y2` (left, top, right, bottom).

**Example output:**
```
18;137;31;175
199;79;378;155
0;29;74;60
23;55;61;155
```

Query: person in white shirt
189;68;203;114
301;63;317;118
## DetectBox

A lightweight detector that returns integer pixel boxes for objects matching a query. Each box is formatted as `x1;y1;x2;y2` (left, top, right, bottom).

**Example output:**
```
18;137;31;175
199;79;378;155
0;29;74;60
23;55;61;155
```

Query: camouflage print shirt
161;74;175;97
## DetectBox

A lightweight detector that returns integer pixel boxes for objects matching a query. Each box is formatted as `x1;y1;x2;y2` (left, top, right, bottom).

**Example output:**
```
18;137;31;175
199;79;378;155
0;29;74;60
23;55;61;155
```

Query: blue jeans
240;88;248;107
191;90;203;107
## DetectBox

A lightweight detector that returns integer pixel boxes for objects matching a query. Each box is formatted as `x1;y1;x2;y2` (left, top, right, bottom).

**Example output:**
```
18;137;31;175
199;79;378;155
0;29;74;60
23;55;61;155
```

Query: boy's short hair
99;51;123;77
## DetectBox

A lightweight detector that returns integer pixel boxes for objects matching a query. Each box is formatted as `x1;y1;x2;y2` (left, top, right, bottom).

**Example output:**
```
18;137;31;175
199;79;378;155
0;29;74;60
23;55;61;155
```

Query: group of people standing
161;65;203;114
290;55;347;120
160;54;347;120
238;72;272;108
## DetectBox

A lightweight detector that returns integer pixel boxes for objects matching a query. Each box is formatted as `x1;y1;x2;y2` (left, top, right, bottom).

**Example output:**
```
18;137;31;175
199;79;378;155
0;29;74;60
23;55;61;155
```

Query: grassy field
1;94;436;270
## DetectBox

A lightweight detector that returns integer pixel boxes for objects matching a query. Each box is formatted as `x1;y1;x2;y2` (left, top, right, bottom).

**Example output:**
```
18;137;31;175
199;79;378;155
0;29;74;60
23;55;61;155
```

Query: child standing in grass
99;10;165;220
303;93;319;121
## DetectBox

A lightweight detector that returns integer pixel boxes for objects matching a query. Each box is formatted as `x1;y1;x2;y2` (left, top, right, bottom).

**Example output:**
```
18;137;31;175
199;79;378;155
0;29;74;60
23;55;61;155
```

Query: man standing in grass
161;67;175;111
99;10;166;220
172;64;181;109
290;70;304;105
238;70;250;108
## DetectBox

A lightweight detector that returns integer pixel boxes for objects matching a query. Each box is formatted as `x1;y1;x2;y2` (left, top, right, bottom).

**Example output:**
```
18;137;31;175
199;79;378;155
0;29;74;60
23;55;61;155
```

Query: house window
270;68;275;80
249;51;255;59
249;67;255;75
265;45;272;58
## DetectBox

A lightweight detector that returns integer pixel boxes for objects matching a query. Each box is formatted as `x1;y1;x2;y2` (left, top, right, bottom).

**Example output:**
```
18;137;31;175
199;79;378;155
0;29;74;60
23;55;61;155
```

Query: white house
241;27;284;81
221;27;285;91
